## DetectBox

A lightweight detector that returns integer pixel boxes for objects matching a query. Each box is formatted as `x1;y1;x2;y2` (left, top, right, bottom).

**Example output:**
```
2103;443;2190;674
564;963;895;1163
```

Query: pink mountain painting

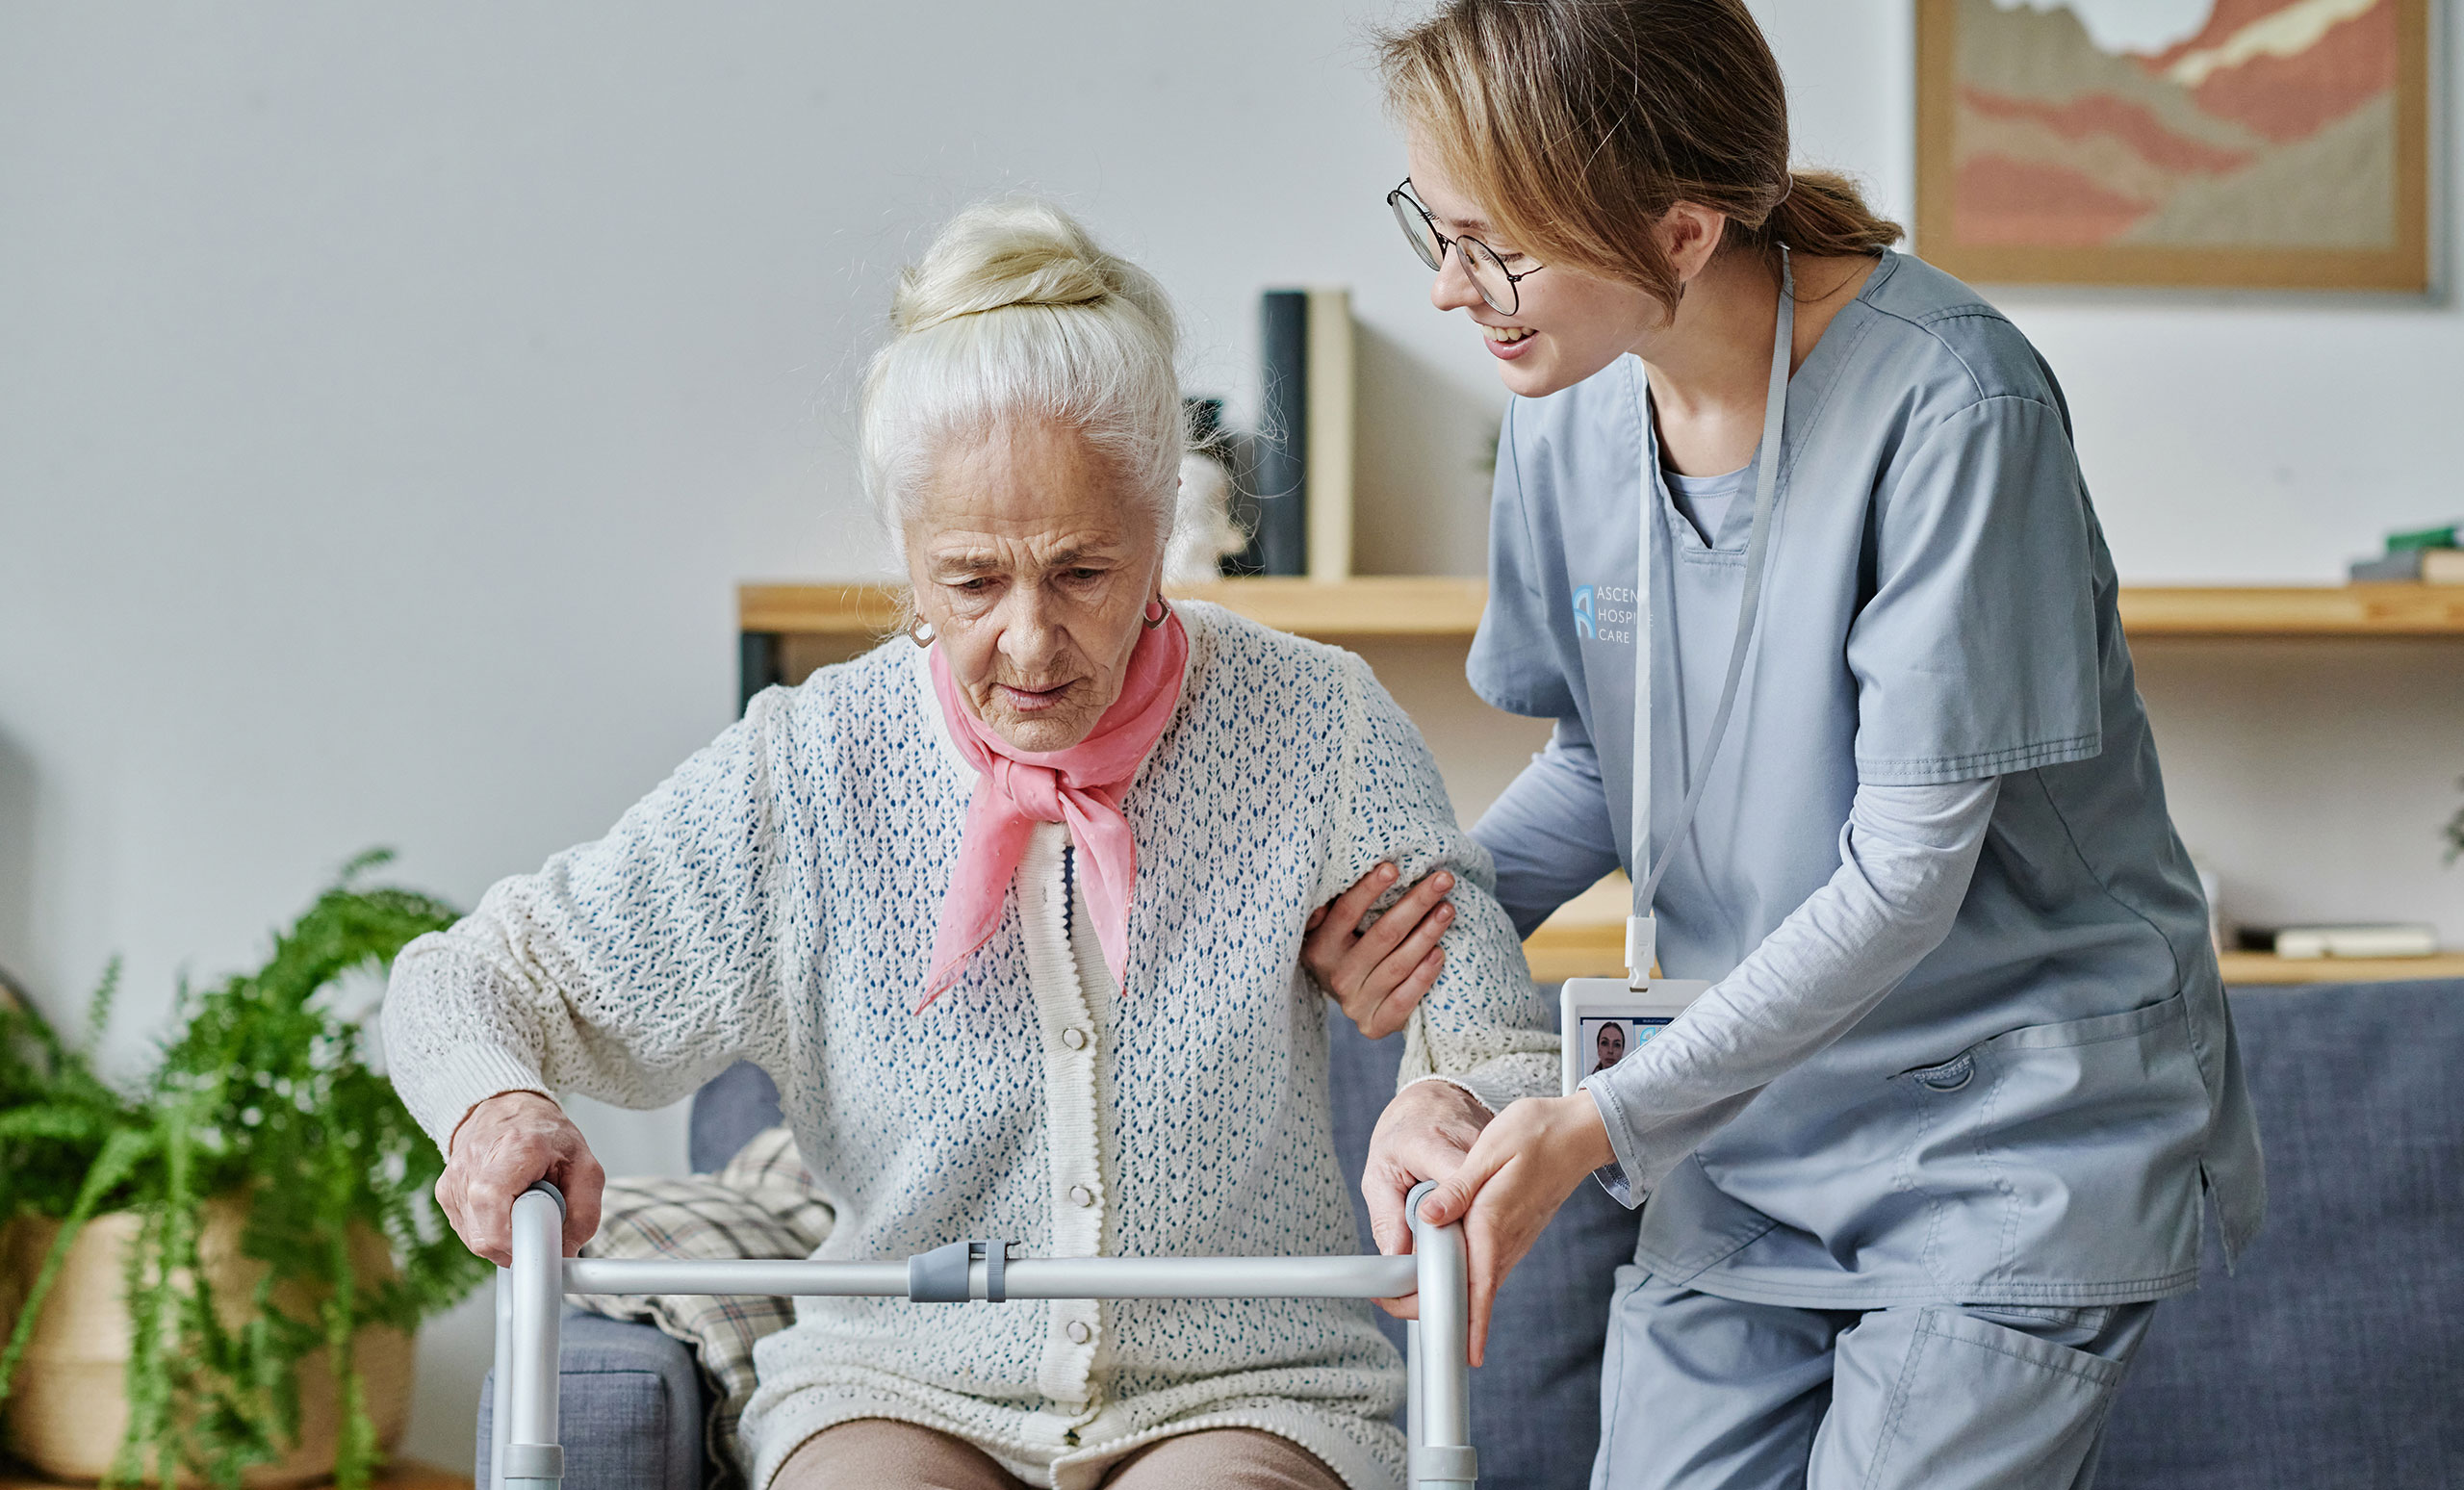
1951;0;2403;250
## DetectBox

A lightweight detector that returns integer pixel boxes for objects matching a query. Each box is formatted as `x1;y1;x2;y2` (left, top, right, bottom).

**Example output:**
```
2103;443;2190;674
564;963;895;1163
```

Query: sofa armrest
475;1310;708;1490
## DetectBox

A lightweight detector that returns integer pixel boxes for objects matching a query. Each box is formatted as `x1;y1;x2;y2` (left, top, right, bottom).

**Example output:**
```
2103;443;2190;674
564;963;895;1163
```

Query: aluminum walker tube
561;1253;1416;1298
1405;1180;1476;1489
496;1186;1474;1487
489;1269;513;1490
500;1183;568;1490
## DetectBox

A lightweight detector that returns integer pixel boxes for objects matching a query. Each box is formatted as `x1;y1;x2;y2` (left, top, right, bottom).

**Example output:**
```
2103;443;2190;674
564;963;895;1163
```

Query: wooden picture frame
1914;0;2431;291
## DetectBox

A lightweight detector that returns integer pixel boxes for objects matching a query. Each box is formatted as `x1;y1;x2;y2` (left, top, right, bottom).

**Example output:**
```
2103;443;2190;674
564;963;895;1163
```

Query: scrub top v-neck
1663;462;1753;549
1468;250;2262;1307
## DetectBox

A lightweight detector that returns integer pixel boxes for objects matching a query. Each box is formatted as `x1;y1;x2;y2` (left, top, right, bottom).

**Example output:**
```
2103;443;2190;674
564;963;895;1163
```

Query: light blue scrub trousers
1594;1271;2156;1490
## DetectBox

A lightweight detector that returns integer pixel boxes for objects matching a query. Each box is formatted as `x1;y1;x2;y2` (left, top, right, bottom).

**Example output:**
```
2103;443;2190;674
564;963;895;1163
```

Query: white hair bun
862;196;1207;567
891;197;1172;347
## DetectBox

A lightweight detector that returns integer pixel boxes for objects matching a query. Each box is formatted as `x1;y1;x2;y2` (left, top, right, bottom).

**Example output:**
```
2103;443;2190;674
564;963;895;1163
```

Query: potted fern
0;853;489;1488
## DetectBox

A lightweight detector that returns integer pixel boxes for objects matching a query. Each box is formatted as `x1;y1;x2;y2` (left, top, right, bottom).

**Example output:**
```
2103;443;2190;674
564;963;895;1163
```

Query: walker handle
497;1184;568;1490
1406;1180;1476;1489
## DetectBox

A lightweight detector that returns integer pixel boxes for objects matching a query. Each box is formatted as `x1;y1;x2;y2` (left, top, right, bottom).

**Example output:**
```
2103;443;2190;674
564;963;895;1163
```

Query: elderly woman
382;199;1553;1490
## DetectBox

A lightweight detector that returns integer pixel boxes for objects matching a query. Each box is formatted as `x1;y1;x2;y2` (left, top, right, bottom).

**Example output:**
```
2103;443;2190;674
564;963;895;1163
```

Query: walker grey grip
908;1239;1011;1302
499;1444;564;1478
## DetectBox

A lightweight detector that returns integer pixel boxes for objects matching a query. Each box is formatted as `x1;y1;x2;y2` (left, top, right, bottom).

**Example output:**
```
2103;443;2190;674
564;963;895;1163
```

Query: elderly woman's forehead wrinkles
923;527;1136;571
923;543;1006;575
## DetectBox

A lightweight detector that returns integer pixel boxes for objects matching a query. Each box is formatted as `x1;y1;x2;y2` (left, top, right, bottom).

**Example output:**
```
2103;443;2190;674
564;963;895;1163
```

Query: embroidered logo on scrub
1574;584;1635;644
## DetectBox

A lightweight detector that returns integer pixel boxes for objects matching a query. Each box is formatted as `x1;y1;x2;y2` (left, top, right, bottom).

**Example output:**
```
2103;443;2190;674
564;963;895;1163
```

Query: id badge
1560;977;1710;1096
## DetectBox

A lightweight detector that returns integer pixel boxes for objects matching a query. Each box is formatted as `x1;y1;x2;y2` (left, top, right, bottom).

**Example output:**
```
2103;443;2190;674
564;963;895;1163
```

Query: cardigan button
1068;1184;1095;1208
1062;1027;1089;1051
1065;1321;1092;1345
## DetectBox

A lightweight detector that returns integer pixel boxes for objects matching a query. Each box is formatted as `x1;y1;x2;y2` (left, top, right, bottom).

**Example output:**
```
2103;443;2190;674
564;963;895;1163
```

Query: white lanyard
1628;246;1793;987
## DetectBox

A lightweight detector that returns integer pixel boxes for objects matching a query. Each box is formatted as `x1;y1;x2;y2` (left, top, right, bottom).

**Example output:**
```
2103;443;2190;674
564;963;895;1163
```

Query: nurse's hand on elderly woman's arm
1303;861;1457;1040
1366;1083;1613;1368
436;1090;607;1266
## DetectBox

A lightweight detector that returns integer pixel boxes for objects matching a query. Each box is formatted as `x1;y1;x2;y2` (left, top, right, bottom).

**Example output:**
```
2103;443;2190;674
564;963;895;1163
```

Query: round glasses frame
1387;179;1542;317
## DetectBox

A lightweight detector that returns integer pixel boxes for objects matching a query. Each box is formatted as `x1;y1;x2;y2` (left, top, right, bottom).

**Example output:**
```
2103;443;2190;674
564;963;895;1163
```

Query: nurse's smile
1480;321;1537;360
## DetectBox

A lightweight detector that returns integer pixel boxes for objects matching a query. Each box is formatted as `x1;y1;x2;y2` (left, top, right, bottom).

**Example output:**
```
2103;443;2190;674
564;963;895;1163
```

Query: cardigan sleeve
380;687;800;1151
1314;652;1558;1115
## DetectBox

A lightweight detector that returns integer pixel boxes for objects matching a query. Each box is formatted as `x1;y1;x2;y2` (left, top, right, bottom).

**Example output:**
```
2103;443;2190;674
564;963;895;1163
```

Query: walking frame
490;1180;1478;1490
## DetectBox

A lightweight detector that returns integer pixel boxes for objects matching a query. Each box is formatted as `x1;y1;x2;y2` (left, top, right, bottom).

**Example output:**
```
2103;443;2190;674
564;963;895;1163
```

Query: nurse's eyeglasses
1388;179;1544;317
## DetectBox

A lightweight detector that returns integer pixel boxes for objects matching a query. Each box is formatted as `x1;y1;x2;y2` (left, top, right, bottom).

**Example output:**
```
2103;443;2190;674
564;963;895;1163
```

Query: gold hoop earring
1142;597;1170;629
909;616;936;647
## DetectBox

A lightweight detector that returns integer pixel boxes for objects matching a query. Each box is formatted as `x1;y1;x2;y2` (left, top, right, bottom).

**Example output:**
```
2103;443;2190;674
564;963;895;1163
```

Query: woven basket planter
1;1199;412;1486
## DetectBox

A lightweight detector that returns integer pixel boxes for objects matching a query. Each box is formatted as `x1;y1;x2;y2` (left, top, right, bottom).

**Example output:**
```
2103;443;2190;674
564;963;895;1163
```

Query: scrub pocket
1894;991;2209;1296
1810;1302;2152;1490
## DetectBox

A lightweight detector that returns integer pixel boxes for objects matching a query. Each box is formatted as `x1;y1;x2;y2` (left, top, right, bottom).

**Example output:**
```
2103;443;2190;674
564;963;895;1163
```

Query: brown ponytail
1771;169;1906;261
1377;0;1903;314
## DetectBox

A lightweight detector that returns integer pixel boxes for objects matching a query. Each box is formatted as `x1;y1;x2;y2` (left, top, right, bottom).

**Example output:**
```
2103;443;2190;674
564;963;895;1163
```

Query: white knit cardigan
382;602;1557;1490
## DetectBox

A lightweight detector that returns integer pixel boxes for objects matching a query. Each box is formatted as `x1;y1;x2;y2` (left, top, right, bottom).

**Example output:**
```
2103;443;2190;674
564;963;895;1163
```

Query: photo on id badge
1560;979;1709;1096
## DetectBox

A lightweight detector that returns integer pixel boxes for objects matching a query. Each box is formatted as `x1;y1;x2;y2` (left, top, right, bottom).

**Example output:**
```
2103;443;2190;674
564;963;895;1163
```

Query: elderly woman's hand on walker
437;1091;605;1266
1365;1086;1613;1367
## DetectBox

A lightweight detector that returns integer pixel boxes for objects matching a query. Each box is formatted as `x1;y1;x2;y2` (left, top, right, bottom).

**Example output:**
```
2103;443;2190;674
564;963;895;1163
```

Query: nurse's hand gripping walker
1558;248;1794;1094
489;1180;1478;1490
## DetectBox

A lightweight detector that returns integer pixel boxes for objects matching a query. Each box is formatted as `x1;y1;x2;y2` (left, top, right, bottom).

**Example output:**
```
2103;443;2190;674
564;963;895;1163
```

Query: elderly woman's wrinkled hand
437;1090;605;1266
1303;862;1455;1040
1359;1077;1490;1310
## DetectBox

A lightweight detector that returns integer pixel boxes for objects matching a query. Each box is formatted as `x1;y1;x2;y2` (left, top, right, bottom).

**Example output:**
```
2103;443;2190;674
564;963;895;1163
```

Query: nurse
1318;2;2267;1485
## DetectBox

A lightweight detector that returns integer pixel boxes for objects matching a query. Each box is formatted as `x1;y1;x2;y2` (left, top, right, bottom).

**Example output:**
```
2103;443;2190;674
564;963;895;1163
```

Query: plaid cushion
571;1126;834;1487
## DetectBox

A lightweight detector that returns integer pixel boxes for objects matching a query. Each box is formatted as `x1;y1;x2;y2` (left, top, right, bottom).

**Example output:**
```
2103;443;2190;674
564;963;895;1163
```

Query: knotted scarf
919;610;1188;1011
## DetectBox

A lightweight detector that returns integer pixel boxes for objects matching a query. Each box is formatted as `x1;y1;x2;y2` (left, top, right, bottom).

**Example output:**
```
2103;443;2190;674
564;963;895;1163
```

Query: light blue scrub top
1469;252;2264;1307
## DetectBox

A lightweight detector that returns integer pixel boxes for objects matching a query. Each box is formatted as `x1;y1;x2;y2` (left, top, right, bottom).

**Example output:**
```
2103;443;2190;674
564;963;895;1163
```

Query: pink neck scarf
919;610;1189;1011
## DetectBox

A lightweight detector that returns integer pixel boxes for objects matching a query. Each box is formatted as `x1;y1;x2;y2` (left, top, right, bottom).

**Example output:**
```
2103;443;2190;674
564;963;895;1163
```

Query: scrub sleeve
1845;397;2101;784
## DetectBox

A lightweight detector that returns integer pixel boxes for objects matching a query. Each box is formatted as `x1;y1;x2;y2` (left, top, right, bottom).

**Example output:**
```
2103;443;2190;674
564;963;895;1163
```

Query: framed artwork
1915;0;2430;291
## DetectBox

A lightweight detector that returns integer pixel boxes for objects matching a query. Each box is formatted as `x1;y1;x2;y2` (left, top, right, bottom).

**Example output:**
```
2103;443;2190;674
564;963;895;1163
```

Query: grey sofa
479;981;2464;1489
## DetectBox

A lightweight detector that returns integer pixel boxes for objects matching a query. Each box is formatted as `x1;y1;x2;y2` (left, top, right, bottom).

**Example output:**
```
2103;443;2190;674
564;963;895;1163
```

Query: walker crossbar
492;1180;1476;1490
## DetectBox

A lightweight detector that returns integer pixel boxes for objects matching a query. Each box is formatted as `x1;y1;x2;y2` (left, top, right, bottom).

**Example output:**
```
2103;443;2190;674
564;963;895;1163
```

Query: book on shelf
2350;519;2462;583
2386;521;2461;552
2237;923;2442;960
1245;287;1355;579
1250;291;1308;577
1304;288;1356;582
2351;548;2464;583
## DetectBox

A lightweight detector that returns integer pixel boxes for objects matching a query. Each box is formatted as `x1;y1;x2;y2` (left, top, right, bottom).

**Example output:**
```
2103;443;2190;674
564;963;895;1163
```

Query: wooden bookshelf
2118;584;2464;637
738;577;1491;643
2216;950;2464;985
1522;875;1635;984
1525;888;2464;986
739;581;911;638
740;578;2464;656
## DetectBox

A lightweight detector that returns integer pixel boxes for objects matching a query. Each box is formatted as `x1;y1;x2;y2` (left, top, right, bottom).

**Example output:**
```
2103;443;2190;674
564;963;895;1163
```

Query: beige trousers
774;1418;1347;1490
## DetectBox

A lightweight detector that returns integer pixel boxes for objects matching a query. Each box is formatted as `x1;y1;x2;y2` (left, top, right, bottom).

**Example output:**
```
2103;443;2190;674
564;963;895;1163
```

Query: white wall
1;0;2457;1469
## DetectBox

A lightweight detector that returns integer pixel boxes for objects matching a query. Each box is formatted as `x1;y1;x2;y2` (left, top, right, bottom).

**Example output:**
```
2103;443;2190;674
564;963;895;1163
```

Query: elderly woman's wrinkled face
909;418;1167;754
